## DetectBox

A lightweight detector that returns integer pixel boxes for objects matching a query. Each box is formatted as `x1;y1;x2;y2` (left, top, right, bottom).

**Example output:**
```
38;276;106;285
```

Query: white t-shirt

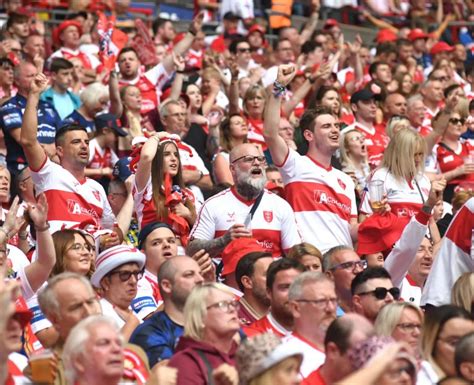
277;149;356;253
190;187;302;257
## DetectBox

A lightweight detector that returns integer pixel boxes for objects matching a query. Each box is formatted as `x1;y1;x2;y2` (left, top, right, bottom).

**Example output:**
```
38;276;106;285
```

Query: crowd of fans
0;0;473;384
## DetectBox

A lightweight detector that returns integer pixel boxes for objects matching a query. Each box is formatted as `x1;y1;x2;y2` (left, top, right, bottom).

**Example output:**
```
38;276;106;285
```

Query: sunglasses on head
357;287;401;300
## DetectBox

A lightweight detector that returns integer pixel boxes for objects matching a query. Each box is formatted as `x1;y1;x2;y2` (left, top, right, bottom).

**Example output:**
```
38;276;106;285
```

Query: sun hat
220;238;265;276
236;333;303;385
91;245;146;287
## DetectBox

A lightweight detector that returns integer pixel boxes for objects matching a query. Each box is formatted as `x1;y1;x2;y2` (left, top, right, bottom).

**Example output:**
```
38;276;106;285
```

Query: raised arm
108;71;123;117
228;61;240;116
263;65;296;166
20;73;48;171
299;3;320;45
169;53;185;101
162;13;203;74
135;133;163;192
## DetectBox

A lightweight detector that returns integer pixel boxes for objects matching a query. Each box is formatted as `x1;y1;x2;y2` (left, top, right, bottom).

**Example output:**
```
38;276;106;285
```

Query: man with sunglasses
228;38;261;79
188;143;301;259
351;267;400;323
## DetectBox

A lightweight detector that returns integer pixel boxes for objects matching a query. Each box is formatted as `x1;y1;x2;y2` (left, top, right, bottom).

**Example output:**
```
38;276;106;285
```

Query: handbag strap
196;350;215;385
248;190;265;220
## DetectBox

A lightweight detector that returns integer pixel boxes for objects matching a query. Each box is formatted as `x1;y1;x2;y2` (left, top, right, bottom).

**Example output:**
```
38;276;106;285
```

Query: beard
235;169;266;200
253;286;271;308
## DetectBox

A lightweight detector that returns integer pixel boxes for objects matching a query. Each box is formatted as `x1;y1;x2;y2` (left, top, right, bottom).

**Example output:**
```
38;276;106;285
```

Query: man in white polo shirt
263;64;358;253
187;142;301;258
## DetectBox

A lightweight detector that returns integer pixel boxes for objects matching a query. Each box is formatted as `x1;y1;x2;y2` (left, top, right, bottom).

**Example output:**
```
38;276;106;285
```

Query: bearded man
187;143;301;257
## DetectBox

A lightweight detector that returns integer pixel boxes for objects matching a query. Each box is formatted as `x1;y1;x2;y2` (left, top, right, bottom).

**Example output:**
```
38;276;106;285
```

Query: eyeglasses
68;243;92;252
237;48;251;53
357;287;401;300
206;299;240;313
387;364;415;379
295;297;338;308
432;76;448;82
449;118;465;125
0;248;9;256
329;260;367;272
396;323;422;333
108;269;144;282
231;155;266;164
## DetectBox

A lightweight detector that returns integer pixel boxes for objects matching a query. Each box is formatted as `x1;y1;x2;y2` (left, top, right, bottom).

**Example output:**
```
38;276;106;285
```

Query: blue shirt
129;310;183;367
62;109;95;134
0;94;60;170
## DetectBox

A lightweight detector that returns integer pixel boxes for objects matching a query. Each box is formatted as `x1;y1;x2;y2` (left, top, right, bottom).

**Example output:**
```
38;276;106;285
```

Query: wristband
176;70;185;74
272;80;286;97
19;231;28;240
36;223;50;232
421;205;433;215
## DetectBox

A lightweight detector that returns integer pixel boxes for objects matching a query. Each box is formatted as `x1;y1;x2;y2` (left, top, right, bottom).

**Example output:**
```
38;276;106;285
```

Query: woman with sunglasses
420;305;474;383
169;282;240;385
433;111;474;202
91;245;146;340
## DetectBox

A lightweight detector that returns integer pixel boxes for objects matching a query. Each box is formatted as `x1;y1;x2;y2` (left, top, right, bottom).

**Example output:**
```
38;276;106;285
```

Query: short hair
235;251;272;292
351;267;392;295
407;94;423;109
0;57;14;68
374;302;423;336
451;273;474;315
444;84;461;99
322;245;354;272
80;82;108;108
376;42;397;56
396;38;412;48
159;99;182;119
152;18;172;36
301;41;323;55
183;282;231;341
229;37;248;54
324;316;360;353
274;38;291;50
38;272;94;317
369;61;388;78
118;46;138;61
451;191;474;213
299;105;335;139
287;242;323;264
50;58;74;73
63;315;123;385
288;271;333;301
6;12;28;30
455;332;474;377
265;165;279;173
55;123;88;147
266;258;304;291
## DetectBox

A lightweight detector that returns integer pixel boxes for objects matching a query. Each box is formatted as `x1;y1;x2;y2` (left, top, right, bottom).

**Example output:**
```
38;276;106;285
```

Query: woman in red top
436;111;474;201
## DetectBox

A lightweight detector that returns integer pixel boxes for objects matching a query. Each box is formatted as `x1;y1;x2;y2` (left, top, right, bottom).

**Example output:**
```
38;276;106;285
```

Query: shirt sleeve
0;103;22;132
189;202;216;240
279;198;303;251
131;279;158;321
26;293;53;334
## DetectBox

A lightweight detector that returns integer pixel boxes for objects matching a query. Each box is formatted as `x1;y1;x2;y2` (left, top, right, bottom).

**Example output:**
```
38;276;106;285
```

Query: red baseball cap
221;238;265;276
248;24;266;36
408;28;429;41
375;29;398;43
324;19;339;30
14;297;33;328
53;20;83;47
357;212;405;255
430;41;454;55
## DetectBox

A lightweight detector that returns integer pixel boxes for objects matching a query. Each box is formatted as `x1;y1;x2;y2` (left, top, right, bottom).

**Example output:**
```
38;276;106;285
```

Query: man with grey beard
187;143;301;259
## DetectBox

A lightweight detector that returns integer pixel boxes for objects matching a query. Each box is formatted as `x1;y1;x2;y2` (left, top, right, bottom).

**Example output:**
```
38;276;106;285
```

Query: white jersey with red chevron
7;353;31;385
189;187;302;257
277;149;357;253
118;63;171;114
360;167;430;218
31;157;115;234
421;197;474;306
282;333;325;379
50;47;100;70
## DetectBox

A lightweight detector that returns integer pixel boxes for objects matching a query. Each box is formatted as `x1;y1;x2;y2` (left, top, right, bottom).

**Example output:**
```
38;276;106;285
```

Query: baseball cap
375;29;398;43
357;212;405;255
91;245;146;288
95;113;128;137
113;157;132;182
408;28;429;41
223;12;241;21
350;88;376;105
138;222;173;249
430;41;454;55
323;19;339;30
221;238;265;276
14;297;33;328
53;20;82;47
248;24;266;36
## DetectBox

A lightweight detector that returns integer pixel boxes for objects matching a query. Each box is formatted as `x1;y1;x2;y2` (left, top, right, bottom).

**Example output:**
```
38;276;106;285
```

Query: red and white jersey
31;157;115;234
7;353;31;385
416;125;432;137
422;106;439;128
277;149;357;253
341;122;389;169
421;198;474;306
434;140;474;185
139;269;163;306
243;312;291;338
185;48;204;69
119;63;172;114
50;47;100;70
246;117;266;150
88;138;119;170
132;274;158;320
133;176;195;231
282;333;325;379
400;276;422;305
190;187;302;257
360;167;430;222
179;143;210;175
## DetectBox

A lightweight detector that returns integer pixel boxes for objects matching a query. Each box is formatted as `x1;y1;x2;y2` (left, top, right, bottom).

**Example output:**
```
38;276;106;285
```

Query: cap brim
91;251;146;287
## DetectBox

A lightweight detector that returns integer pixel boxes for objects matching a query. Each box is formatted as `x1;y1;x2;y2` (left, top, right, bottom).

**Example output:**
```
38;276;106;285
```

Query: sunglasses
237;48;251;53
357;287;401;300
449;118;465;125
108;269;144;282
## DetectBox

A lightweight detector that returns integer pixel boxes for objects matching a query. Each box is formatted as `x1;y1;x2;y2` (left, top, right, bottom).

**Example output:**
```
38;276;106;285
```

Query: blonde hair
243;85;267;116
374;302;424;337
249;357;301;385
451;273;474;315
381;128;425;181
80;82;109;108
386;116;411;140
287;242;323;264
183;282;231;341
339;129;369;168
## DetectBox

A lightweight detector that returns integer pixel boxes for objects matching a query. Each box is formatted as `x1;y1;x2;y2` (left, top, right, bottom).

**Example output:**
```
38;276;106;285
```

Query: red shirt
302;368;327;385
436;140;474;185
243;313;290;338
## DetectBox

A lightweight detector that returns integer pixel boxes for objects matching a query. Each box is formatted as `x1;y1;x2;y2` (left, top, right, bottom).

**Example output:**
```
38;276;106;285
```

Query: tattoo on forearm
187;236;229;258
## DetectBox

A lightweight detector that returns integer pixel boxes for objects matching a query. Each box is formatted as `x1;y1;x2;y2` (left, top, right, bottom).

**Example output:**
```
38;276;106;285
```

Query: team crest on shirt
93;191;101;202
337;178;346;190
263;210;273;223
227;212;235;222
